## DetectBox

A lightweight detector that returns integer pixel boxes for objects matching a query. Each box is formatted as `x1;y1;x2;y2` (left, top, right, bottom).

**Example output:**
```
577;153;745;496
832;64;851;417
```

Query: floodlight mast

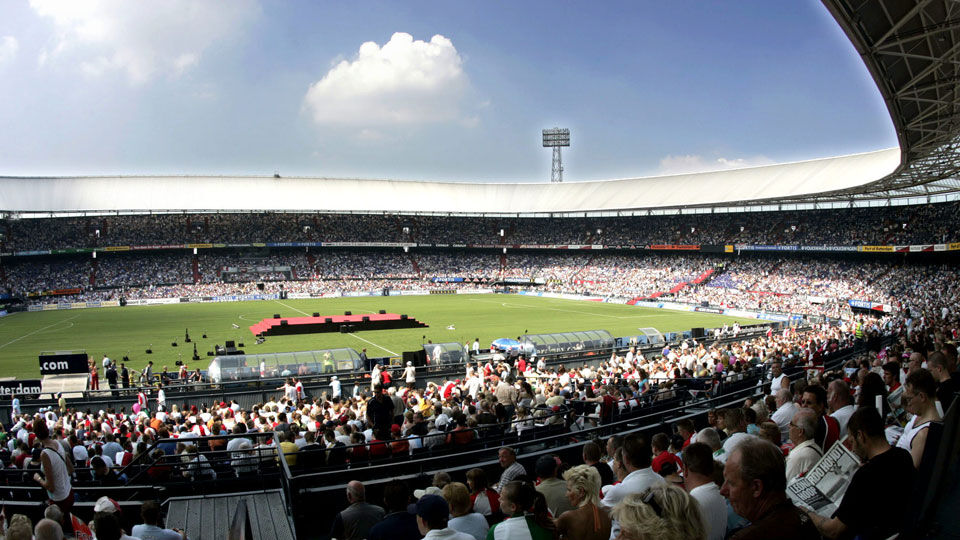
542;128;570;183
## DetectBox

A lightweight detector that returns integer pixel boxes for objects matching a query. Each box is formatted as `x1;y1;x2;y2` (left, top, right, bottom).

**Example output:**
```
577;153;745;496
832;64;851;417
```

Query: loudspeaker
313;312;320;317
400;314;408;320
280;320;288;326
362;316;370;322
257;283;265;291
691;327;704;339
344;311;352;316
379;309;386;314
273;314;281;319
404;350;428;367
171;342;178;347
238;343;245;347
348;325;356;333
207;351;214;356
340;325;348;333
225;340;236;348
146;349;152;354
325;318;333;323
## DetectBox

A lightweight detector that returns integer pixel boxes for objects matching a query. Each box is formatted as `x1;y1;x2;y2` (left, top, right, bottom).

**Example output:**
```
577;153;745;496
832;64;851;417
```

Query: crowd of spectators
3;200;958;252
5;288;956;538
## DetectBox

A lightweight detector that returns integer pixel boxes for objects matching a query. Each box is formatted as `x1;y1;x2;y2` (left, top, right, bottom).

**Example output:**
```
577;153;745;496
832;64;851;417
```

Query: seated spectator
720;438;817;539
415;494;474;540
611;485;706;540
582;440;615;487
556;464;611;540
785;408;821;480
805;407;915;539
466;467;500;519
330;481;385;540
442;482;489;540
682;443;726;540
534;454;573;518
651;432;683;475
33;518;64;540
486;481;555;538
897;368;942;468
369;480;420;540
131;500;188;540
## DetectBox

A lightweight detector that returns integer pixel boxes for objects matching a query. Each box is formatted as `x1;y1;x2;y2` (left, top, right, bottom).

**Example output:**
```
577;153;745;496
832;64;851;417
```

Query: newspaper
786;437;861;517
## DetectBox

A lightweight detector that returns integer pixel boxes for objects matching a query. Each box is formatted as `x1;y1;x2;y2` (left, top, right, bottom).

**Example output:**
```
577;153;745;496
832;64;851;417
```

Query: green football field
0;294;746;380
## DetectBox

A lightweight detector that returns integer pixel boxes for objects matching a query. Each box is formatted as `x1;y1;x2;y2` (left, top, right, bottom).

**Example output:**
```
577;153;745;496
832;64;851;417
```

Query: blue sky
0;1;896;182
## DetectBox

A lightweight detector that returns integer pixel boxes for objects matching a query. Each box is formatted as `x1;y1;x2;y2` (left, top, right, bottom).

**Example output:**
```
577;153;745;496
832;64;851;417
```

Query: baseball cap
413;486;442;499
94;496;121;514
416;494;449;523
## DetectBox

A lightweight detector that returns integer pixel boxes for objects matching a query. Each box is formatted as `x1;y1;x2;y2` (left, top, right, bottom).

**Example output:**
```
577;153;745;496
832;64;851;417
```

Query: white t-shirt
690;482;727;540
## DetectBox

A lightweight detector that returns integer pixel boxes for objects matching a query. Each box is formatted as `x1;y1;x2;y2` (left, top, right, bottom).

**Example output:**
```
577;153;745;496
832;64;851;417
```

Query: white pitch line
274;300;311;317
346;333;399;356
0;315;82;350
468;298;659;320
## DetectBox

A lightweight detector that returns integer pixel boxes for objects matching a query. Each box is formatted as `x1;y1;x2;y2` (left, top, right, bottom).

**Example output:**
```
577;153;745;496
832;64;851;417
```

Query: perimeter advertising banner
0;380;42;398
859;245;894;252
39;352;89;375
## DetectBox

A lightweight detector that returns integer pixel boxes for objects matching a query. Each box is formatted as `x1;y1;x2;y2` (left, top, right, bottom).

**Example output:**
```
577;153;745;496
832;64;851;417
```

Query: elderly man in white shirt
770;388;798;443
785;407;823;480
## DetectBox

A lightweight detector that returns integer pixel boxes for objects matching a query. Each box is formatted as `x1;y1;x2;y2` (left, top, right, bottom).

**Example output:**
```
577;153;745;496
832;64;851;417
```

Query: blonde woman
556;465;611;540
610;485;706;540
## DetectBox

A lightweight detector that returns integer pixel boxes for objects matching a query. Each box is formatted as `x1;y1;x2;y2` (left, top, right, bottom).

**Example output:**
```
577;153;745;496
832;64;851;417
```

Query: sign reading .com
38;353;89;375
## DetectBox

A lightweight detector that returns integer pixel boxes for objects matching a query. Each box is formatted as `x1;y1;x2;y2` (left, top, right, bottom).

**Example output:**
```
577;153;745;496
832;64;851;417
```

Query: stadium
1;2;960;540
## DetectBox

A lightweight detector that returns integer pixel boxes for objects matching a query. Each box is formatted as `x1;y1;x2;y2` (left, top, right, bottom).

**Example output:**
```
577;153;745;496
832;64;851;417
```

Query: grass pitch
0;294;746;379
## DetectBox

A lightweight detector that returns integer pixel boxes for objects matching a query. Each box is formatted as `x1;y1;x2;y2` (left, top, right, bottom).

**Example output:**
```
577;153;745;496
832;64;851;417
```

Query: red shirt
651;450;683;474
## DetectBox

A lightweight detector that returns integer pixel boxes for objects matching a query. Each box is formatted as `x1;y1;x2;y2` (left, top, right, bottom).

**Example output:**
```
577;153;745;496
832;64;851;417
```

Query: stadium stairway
165;489;295;540
192;257;200;283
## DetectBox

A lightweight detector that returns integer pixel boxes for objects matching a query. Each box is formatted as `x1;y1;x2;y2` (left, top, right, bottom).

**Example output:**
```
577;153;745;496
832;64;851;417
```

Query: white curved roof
0;148;899;214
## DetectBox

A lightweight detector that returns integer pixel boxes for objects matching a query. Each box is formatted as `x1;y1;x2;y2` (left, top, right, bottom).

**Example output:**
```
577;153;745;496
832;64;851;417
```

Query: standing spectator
404;362;417;387
785;408;821;480
329;481;385;540
496;447;527;490
610;485;706;540
131;500;188;540
682;443;726;540
89;361;99;391
120;363;130;390
10;393;20;423
556;465;611;540
720;438;817;539
805;407;915;539
33;421;74;513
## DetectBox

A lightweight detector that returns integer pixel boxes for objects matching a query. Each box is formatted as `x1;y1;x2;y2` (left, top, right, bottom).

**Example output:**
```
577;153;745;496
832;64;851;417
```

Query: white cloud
303;32;474;129
657;153;774;175
29;0;259;83
0;36;19;66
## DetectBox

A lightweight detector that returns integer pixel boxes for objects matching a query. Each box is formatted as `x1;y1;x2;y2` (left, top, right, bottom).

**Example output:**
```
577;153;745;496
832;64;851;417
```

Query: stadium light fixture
542;127;570;183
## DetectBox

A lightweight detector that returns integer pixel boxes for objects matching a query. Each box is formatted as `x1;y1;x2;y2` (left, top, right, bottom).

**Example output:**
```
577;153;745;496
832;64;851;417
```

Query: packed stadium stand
3;1;960;539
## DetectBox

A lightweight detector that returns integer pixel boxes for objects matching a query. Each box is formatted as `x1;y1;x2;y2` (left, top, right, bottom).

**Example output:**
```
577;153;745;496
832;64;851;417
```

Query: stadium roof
2;0;960;216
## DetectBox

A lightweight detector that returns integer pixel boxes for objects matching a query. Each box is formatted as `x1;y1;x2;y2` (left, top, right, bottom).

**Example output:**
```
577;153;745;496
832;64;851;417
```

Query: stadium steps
89;259;97;286
408;253;421;276
165;489;294;540
192;257;200;284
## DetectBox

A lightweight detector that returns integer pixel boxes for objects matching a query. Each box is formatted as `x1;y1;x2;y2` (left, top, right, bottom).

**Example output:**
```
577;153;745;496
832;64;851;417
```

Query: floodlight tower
542;128;570;183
